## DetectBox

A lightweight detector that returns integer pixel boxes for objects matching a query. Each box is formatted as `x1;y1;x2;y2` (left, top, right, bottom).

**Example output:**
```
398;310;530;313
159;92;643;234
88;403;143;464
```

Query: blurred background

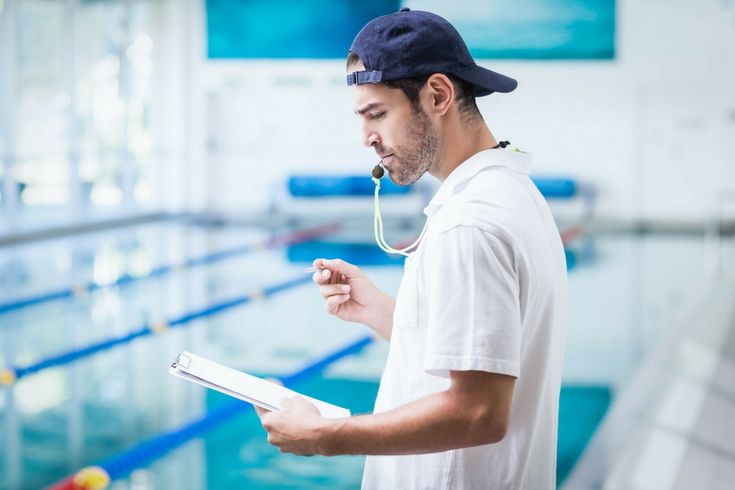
1;0;734;489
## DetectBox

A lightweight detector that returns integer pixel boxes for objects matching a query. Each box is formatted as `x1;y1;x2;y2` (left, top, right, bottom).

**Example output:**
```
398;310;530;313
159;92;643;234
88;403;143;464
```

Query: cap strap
346;70;383;86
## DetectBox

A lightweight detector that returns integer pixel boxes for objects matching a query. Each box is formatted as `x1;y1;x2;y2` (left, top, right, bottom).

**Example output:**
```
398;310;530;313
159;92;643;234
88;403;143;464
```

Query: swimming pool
0;219;706;489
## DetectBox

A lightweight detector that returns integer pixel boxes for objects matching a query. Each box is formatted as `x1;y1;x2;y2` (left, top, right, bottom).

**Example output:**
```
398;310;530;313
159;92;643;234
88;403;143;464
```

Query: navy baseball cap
347;8;517;96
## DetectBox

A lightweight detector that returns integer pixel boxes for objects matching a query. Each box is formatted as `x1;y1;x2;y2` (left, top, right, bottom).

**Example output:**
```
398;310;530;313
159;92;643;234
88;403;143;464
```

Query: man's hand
312;258;395;339
255;397;332;456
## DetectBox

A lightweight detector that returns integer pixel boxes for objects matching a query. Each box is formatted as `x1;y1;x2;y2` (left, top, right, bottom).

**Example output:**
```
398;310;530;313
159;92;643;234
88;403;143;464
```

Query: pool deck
563;262;735;490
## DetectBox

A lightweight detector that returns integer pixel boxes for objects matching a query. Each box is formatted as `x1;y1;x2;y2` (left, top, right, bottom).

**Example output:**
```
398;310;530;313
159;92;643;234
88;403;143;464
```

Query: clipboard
169;351;350;419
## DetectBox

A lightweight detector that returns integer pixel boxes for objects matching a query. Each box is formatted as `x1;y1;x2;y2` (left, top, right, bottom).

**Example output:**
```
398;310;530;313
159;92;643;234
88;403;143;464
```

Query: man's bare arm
259;370;515;456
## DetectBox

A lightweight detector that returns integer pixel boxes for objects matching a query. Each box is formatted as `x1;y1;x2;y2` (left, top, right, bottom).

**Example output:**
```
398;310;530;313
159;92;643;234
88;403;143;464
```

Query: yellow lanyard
370;142;516;256
371;167;428;256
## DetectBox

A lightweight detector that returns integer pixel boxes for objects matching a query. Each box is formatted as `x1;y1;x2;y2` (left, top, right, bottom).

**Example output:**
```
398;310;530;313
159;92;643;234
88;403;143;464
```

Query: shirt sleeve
422;225;521;379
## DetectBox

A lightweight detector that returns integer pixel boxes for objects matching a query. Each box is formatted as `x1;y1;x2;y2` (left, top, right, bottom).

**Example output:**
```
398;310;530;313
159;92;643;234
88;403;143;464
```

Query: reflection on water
0;222;708;489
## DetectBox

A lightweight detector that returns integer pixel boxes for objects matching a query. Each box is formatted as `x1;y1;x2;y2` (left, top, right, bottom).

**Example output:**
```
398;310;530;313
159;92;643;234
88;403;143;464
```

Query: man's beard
382;110;440;186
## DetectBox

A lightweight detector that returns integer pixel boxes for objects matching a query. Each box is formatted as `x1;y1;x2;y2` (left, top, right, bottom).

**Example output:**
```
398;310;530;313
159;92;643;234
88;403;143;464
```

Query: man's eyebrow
355;102;385;115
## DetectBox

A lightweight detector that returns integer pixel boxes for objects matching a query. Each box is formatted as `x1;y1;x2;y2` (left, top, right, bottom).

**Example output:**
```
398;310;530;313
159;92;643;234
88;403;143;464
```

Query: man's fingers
282;396;321;416
255;404;270;420
256;399;280;429
256;378;283;421
312;268;331;284
264;377;283;387
311;258;361;285
325;294;350;314
281;396;299;409
322;258;361;278
319;284;351;298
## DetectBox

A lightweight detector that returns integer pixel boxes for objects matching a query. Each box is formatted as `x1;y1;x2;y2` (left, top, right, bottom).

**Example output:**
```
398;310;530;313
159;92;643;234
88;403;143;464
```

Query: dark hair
346;51;481;120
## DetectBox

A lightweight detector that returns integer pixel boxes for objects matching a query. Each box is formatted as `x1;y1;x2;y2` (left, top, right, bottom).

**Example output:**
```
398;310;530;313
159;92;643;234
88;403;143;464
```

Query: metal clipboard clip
171;352;191;370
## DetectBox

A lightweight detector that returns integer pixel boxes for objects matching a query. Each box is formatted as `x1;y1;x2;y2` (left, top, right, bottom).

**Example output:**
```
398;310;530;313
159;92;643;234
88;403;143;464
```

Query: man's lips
380;154;394;167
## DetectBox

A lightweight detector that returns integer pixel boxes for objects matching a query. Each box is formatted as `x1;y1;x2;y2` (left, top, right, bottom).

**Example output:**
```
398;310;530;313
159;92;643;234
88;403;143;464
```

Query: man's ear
424;73;455;117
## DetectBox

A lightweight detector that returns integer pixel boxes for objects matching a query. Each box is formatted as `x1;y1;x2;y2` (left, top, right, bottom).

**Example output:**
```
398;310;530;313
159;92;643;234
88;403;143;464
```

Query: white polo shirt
362;148;568;490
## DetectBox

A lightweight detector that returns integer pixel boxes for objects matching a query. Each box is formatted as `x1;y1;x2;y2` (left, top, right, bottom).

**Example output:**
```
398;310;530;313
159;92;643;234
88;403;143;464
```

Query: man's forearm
319;389;504;456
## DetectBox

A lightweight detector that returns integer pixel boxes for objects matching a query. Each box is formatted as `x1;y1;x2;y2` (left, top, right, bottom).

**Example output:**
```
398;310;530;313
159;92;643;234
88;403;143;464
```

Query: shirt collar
423;148;533;217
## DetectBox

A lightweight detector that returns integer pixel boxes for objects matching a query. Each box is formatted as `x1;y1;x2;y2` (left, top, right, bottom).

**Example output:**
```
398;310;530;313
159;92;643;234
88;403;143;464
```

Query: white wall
195;0;735;225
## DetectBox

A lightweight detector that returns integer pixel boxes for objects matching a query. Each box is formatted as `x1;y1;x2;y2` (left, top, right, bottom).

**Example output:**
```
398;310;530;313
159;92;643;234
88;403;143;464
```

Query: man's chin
388;172;420;187
388;174;410;187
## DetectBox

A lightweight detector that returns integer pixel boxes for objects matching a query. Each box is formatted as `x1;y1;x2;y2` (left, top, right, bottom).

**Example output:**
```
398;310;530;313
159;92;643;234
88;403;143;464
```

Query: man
256;8;568;489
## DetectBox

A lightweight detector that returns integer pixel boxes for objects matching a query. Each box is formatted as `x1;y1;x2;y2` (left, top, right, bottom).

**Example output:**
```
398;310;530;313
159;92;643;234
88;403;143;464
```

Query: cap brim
453;65;518;96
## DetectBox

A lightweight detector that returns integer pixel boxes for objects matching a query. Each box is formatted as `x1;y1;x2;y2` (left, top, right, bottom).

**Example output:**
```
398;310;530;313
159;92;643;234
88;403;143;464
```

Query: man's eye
371;112;386;119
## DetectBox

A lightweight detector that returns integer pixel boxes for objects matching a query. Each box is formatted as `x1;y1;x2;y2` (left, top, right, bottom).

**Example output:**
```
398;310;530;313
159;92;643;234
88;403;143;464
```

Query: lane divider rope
0;222;341;316
49;334;375;489
3;276;313;385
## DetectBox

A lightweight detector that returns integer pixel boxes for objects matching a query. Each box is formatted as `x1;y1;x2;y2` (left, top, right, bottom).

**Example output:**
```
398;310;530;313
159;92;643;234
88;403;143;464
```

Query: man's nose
363;125;380;148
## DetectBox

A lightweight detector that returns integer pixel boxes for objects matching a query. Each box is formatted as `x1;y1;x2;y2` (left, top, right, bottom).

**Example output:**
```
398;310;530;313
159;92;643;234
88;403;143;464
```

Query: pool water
133;376;610;489
0;221;705;490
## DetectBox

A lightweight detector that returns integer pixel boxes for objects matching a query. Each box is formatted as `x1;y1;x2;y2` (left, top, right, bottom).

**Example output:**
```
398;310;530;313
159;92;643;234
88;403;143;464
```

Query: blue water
197;378;608;489
0;220;705;489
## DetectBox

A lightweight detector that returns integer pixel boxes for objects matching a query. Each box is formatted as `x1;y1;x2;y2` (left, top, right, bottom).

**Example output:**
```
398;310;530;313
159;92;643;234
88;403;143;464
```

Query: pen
302;265;327;273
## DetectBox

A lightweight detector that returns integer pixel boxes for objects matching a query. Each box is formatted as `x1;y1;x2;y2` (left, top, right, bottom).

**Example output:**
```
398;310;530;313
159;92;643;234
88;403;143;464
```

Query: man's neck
430;121;497;182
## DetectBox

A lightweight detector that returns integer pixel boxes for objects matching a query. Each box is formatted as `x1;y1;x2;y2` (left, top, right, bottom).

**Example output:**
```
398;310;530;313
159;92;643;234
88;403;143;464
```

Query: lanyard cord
370;140;510;256
372;176;429;256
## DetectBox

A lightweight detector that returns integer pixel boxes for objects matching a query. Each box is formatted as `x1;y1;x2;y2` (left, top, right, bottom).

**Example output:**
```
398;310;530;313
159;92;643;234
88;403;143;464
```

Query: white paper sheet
168;351;350;419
